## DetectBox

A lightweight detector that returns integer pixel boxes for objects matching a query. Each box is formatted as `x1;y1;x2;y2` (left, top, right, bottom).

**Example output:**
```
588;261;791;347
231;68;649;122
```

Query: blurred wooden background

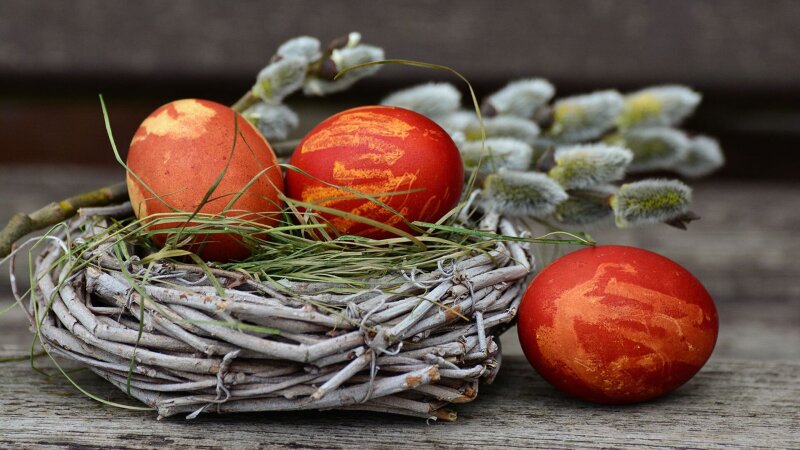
1;0;800;178
0;3;798;446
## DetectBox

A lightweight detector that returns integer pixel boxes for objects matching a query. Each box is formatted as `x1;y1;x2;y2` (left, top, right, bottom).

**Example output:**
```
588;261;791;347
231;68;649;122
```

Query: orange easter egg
285;105;463;239
518;245;718;404
126;99;284;262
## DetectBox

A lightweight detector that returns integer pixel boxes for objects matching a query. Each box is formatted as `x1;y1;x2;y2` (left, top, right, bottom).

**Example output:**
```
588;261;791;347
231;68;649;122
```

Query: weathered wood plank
0;306;32;349
0;346;797;449
3;168;799;301
3;0;800;91
3;2;800;176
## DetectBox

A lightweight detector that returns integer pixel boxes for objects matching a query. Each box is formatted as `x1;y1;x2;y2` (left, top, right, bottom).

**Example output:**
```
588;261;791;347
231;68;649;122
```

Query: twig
79;201;134;219
0;182;128;258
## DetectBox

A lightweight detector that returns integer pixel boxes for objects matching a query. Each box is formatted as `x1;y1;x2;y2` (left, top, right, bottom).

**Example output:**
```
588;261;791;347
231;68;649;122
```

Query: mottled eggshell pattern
285;105;464;239
518;245;718;404
126;99;284;262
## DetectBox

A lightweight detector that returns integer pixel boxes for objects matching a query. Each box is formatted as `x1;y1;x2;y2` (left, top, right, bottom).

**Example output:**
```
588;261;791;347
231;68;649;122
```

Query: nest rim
18;207;536;422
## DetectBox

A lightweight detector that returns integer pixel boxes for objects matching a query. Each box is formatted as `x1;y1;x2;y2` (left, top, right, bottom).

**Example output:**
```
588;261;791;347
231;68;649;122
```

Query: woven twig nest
26;206;534;421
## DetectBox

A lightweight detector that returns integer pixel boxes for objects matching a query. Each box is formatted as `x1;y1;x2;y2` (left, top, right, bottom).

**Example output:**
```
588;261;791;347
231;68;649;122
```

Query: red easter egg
518;245;718;404
126;99;284;262
285;105;463;239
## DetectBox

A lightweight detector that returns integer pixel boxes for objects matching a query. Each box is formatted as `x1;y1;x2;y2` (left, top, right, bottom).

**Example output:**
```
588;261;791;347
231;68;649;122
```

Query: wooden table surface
1;347;797;449
1;167;798;448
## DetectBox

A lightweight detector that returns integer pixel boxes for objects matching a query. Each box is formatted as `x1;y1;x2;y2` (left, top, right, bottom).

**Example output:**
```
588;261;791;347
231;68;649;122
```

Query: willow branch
0;182;128;258
231;91;260;113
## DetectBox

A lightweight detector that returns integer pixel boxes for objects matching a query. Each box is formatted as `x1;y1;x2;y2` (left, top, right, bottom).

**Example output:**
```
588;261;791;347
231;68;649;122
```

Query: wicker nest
25;207;534;421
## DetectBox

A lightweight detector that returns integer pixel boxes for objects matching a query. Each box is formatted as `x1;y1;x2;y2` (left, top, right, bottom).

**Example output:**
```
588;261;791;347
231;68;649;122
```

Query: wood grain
0;169;798;447
3;1;800;177
3;0;800;91
4;168;798;300
0;346;797;449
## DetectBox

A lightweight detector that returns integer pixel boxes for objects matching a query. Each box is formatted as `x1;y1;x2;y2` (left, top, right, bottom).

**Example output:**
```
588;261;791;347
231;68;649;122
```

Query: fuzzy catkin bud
436;110;478;135
345;31;362;48
484;79;555;118
381;82;462;119
449;130;467;148
332;45;384;74
459;138;533;174
243;103;299;141
482;170;568;218
276;36;322;64
552;188;615;226
611;179;692;227
612;127;690;173
549;90;624;143
464;116;540;144
548;144;633;189
303;45;385;96
673;135;725;178
618;85;701;129
253;56;308;103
